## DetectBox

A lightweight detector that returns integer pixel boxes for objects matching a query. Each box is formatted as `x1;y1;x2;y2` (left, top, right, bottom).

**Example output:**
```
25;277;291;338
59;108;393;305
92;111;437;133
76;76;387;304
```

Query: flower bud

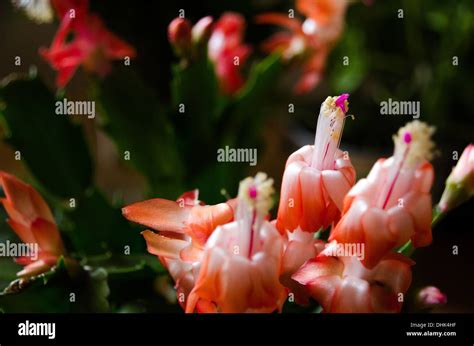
417;286;447;307
439;144;474;213
192;16;213;46
168;17;192;57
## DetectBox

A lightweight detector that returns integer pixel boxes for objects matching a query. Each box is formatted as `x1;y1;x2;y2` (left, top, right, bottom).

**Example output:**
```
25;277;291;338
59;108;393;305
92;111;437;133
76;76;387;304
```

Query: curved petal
122;198;191;233
277;161;304;232
299;167;325;232
321;170;352;211
361;208;394;269
142;230;189;259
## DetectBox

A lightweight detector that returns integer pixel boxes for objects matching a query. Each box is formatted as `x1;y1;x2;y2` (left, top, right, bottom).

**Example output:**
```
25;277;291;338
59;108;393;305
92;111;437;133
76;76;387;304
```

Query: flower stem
398;205;445;257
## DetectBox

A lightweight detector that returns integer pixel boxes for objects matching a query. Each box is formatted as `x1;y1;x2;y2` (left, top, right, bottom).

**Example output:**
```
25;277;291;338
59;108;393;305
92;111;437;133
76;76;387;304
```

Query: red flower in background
0;172;65;278
208;13;252;95
257;0;348;94
40;0;136;88
167;12;251;95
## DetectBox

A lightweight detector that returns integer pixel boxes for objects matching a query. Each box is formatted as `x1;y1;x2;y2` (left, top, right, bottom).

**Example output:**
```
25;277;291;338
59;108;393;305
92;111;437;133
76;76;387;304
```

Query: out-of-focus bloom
279;227;325;305
0;172;65;278
40;0;136;88
293;241;413;312
330;121;435;269
186;173;287;313
12;0;54;23
208;12;251;95
168;16;214;58
122;189;236;309
277;94;356;233
256;0;348;94
417;286;447;307
439;144;474;213
168;18;192;57
192;16;214;46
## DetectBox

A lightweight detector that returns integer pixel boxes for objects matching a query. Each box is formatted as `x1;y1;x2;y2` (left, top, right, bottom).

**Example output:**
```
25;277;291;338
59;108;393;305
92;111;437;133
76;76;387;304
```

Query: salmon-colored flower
439;144;474;213
256;0;348;94
208;12;251;95
276;94;356;233
186;173;287;313
293;241;414;312
0;172;65;278
330;121;435;269
122;189;236;309
40;0;136;88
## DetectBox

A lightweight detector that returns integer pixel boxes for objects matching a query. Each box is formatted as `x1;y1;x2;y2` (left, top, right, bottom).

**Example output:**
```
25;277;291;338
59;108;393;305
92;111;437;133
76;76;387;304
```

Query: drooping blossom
417;286;447;307
293;241;413;313
40;0;136;88
256;0;348;94
330;121;435;269
0;171;66;278
439;144;474;213
276;94;356;233
208;13;251;95
186;173;287;313
279;227;325;305
122;189;236;309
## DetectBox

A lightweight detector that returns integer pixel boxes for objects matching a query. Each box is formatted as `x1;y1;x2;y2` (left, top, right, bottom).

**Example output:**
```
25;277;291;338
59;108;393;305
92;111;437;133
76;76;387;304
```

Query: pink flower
330;121;435;268
40;0;136;88
276;94;356;233
0;172;65;278
293;241;414;313
256;0;348;94
122;190;236;309
439;144;474;213
208;13;251;95
186;173;287;313
417;286;447;307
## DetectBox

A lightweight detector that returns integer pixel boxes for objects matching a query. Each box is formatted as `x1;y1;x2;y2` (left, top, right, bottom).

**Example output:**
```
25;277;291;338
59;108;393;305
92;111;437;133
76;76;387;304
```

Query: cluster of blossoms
168;13;251;95
120;94;473;313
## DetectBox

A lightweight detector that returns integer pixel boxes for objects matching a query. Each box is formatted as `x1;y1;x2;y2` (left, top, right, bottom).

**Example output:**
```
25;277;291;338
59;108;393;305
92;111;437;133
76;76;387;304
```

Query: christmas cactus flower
439;144;474;213
122;189;236;309
208;12;251;95
330;121;435;268
257;0;348;93
0;172;66;278
186;173;287;313
40;0;136;88
277;94;356;233
293;241;413;313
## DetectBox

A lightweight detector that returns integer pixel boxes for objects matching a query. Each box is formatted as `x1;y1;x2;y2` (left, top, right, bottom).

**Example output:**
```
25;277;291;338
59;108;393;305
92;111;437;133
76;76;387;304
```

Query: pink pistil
335;93;349;113
248;185;257;199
